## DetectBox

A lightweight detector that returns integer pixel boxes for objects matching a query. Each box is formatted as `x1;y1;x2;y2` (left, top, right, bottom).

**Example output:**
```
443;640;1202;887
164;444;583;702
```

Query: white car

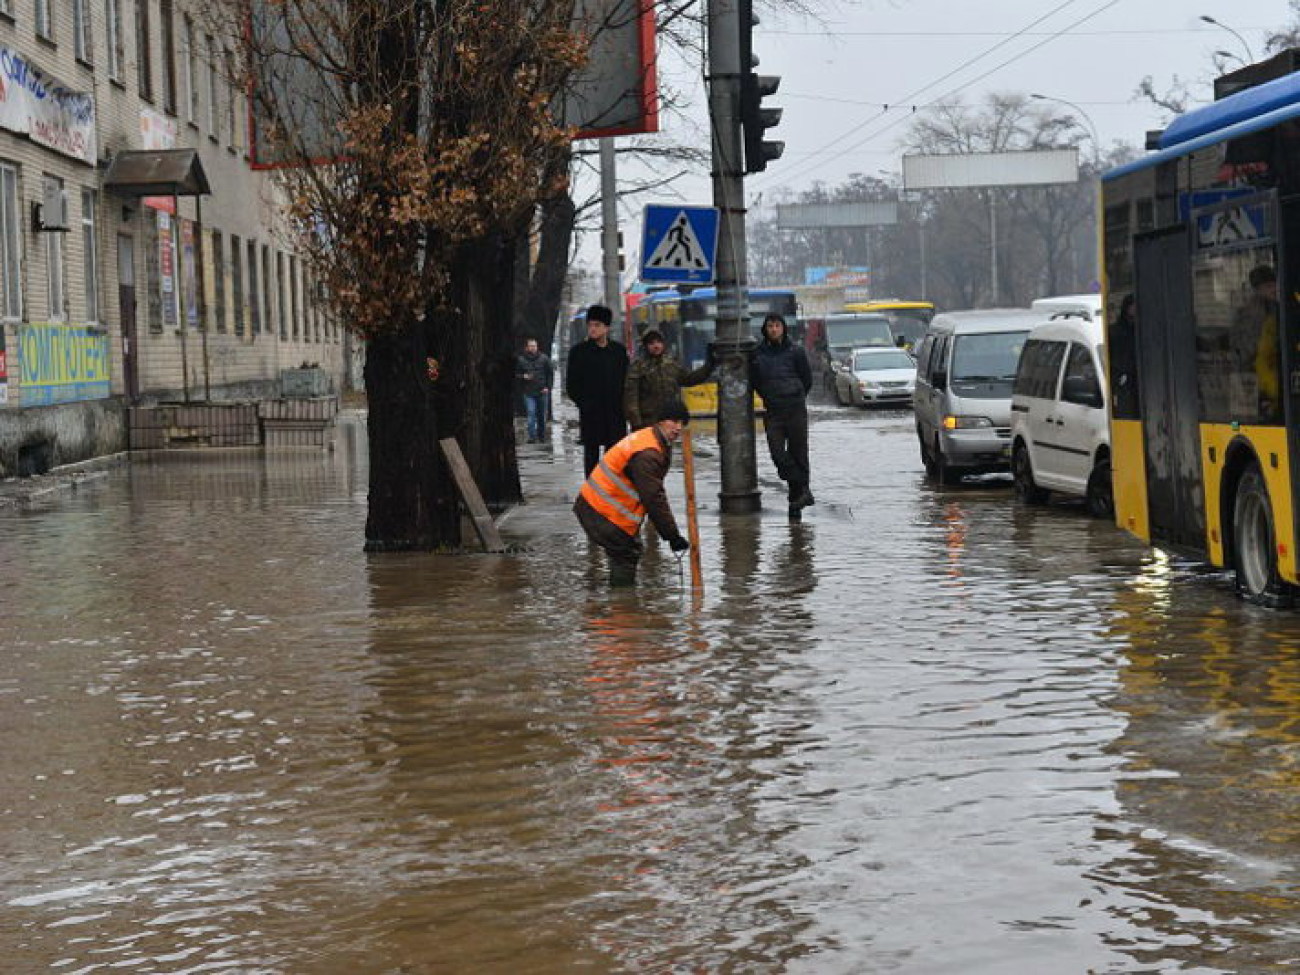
833;347;917;407
1009;314;1112;516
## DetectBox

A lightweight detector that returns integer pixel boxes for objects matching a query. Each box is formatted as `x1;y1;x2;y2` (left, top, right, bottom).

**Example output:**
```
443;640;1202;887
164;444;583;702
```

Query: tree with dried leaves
214;0;584;551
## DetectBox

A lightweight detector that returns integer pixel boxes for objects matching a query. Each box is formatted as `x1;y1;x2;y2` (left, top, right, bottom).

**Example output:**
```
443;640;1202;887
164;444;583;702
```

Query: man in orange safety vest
573;399;692;587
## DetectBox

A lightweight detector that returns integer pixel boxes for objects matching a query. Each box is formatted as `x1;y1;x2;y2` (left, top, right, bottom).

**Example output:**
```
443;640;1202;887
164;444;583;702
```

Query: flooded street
5;402;1300;973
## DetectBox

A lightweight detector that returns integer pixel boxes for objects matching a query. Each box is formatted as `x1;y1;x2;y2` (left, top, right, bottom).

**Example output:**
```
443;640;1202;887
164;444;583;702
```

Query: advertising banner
0;46;97;165
18;322;111;405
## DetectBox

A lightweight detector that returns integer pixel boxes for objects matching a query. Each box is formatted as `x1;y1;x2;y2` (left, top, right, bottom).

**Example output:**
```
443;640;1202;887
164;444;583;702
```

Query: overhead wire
751;0;1124;192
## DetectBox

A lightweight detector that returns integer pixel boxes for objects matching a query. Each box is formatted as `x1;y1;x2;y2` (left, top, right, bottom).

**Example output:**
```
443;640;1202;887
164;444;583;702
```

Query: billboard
564;0;658;138
18;322;111;406
251;0;658;168
902;149;1078;190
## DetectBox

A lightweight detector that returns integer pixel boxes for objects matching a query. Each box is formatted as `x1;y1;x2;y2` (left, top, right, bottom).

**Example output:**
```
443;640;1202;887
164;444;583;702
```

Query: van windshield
950;331;1030;383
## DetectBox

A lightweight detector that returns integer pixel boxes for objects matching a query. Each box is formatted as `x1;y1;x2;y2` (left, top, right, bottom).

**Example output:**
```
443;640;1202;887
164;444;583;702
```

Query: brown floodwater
3;405;1300;973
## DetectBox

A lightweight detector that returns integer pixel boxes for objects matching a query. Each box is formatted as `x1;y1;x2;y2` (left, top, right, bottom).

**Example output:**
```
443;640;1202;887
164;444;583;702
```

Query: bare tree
215;0;582;551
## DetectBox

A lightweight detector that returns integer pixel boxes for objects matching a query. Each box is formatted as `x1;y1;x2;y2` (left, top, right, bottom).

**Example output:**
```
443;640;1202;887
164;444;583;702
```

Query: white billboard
776;201;898;229
902;149;1078;190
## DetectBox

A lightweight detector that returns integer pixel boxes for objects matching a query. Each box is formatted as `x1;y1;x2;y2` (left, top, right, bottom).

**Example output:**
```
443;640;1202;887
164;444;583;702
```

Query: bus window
1192;243;1281;425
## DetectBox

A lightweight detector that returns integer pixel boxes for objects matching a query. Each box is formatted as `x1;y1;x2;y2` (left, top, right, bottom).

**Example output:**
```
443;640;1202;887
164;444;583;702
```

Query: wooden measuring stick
681;427;704;592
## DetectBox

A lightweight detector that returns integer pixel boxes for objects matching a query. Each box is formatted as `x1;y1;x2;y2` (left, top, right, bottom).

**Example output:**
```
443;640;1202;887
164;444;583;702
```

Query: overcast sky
576;0;1296;284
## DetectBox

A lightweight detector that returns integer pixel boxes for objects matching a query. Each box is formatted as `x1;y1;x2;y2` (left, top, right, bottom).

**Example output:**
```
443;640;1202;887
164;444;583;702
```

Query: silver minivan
913;309;1042;484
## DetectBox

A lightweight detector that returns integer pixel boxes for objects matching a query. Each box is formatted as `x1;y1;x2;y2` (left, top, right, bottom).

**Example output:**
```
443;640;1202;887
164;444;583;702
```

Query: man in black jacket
750;313;814;519
566;304;629;476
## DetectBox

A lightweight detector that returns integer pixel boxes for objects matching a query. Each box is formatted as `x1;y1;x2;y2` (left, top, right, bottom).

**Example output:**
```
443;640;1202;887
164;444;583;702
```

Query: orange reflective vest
579;426;665;536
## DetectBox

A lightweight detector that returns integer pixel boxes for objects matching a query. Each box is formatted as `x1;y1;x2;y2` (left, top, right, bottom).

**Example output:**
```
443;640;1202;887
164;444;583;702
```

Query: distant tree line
749;93;1139;310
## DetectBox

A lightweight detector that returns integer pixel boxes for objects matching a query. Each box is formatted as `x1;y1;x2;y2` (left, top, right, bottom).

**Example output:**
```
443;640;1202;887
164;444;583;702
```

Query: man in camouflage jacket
623;327;715;430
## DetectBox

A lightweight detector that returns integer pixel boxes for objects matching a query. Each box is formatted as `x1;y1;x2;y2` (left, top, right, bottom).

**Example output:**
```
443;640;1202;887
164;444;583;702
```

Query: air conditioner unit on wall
32;182;69;232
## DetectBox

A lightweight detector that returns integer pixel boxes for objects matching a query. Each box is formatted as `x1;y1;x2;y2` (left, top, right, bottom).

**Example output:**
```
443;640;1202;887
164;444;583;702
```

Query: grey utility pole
707;0;760;512
599;138;623;340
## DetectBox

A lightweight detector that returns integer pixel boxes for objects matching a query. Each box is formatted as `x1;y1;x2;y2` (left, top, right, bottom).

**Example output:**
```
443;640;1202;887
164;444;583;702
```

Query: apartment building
0;0;346;475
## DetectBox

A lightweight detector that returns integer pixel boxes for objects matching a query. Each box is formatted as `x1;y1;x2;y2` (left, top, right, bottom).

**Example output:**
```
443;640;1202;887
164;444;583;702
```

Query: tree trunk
445;233;522;509
521;187;577;355
364;324;461;551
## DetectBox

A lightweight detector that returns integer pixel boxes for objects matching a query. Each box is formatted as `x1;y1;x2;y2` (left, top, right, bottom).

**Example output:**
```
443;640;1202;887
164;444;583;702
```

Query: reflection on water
2;411;1300;971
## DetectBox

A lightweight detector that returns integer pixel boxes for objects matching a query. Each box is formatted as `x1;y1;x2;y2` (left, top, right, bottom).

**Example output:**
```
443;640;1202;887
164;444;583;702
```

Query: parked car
833;347;917;407
1009;313;1112;516
913;308;1041;484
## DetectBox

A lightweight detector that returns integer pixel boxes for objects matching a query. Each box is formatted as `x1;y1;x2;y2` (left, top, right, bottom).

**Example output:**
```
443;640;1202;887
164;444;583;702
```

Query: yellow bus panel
1110;419;1150;543
683;382;764;418
1199;424;1295;582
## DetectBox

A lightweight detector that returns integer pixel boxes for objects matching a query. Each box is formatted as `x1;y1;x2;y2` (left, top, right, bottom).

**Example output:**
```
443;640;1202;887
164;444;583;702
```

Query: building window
0;1;12;19
35;0;52;40
246;238;259;333
230;233;243;335
43;178;65;320
289;255;300;339
262;244;275;340
183;16;197;123
225;47;238;147
105;0;124;81
210;229;225;332
276;251;286;339
81;189;99;322
73;0;92;61
0;163;21;321
206;34;219;136
160;0;176;113
136;0;152;101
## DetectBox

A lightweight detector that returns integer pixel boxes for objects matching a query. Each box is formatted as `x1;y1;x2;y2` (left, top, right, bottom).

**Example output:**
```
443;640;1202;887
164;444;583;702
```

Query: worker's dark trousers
575;497;643;586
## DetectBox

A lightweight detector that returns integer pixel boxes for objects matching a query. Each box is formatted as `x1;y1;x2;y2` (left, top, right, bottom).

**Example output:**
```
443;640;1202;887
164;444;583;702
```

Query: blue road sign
640;205;720;284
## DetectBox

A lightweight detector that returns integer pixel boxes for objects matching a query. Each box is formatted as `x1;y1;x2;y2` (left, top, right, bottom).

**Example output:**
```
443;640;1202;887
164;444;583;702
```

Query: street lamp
1200;14;1255;62
1030;93;1101;160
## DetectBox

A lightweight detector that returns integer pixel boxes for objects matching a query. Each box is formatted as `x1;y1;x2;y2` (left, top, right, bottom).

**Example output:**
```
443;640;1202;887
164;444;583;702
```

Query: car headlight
942;414;993;430
859;381;879;392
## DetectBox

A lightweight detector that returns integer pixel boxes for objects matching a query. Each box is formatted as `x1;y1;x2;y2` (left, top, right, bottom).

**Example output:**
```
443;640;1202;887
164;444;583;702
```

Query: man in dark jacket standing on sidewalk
566;304;628;476
750;313;814;519
516;336;554;443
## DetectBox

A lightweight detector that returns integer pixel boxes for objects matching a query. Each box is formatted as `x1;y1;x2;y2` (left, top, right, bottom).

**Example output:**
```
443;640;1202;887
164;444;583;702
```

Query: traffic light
741;72;783;173
738;0;783;174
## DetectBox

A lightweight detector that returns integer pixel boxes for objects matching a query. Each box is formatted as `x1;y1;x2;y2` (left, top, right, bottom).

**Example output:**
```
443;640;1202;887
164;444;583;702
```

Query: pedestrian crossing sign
639;205;720;284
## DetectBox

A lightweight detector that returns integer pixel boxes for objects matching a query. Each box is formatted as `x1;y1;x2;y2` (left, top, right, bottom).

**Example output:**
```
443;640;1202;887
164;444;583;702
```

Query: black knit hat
656;400;691;424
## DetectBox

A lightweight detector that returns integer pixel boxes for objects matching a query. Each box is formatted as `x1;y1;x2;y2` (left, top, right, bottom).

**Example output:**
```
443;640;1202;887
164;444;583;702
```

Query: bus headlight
943;414;993;430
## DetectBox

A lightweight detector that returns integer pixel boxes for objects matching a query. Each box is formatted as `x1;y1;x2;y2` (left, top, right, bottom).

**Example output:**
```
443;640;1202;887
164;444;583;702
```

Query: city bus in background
1101;62;1300;606
629;287;800;415
839;299;936;351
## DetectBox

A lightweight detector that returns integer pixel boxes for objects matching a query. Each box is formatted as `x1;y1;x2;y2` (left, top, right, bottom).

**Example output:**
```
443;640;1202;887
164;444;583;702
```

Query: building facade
0;0;346;475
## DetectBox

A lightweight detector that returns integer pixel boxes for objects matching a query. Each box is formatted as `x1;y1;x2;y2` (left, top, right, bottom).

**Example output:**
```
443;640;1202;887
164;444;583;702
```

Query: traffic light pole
707;0;761;513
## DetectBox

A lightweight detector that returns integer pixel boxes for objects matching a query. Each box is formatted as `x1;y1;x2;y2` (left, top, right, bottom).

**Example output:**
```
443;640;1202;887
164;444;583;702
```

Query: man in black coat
750;312;814;519
565;304;629;475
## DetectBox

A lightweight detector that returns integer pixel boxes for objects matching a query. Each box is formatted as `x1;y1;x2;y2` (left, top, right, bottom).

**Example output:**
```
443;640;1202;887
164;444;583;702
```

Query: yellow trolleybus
1101;69;1300;605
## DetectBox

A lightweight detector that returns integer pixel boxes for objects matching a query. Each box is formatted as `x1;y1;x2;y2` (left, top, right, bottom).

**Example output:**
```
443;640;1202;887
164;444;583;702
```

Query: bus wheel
1012;443;1048;504
1233;466;1294;608
1085;454;1113;519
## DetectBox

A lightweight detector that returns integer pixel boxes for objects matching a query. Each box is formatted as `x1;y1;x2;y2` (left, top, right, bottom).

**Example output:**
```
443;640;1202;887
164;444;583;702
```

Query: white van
1008;313;1111;516
1030;293;1103;323
913;309;1041;484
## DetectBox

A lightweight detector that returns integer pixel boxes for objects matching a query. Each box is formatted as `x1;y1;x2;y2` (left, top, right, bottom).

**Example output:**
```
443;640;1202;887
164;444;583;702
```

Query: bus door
1280;199;1300;552
1135;225;1206;552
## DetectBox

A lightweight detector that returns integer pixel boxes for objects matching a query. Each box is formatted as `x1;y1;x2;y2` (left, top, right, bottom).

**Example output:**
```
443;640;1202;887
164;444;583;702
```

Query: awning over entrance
102;148;211;197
